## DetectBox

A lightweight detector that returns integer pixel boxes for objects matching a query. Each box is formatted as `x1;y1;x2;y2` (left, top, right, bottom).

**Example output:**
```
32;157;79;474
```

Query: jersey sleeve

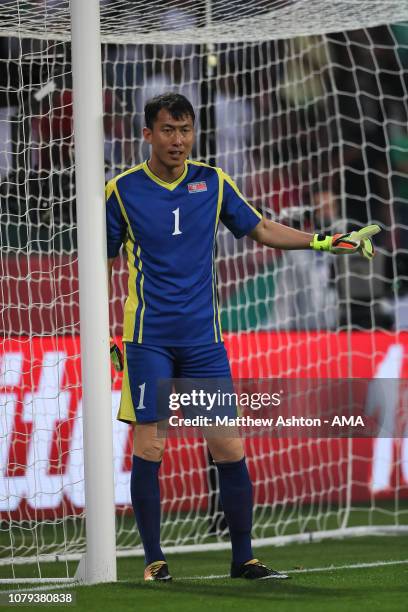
105;180;127;258
219;171;262;238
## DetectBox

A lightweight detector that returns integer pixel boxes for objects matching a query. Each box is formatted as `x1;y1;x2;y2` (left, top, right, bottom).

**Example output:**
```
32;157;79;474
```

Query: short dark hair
144;92;195;130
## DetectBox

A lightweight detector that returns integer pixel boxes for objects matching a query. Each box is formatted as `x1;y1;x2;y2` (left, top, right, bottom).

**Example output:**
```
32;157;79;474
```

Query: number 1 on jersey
172;208;182;235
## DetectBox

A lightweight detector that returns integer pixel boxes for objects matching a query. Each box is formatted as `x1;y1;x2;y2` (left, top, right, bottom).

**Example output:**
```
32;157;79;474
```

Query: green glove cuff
310;233;332;252
110;343;124;372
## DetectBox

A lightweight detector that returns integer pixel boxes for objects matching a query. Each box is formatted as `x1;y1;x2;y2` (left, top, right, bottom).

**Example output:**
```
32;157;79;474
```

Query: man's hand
110;338;124;372
310;224;380;260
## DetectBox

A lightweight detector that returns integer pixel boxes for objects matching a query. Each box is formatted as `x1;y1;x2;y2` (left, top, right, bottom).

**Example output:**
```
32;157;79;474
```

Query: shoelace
146;561;166;577
244;558;265;568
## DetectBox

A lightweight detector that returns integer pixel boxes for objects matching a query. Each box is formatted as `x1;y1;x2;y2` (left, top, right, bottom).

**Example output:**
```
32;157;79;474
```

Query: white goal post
1;0;408;586
69;0;116;585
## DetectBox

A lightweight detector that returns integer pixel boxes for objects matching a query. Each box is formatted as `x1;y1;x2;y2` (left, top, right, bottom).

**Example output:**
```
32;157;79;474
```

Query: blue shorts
117;342;235;424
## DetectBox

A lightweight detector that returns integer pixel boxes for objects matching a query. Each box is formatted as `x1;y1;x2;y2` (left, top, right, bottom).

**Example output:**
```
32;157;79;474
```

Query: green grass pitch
1;536;407;611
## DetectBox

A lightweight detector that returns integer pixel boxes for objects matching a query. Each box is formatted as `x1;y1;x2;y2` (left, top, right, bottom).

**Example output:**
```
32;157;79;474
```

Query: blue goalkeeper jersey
105;159;262;346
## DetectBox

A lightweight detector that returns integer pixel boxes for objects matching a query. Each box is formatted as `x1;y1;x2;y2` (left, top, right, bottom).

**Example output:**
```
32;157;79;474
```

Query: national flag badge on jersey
188;181;207;193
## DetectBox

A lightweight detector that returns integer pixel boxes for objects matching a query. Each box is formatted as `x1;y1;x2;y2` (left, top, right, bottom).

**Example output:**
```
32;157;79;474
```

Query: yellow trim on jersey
217;294;223;340
123;238;138;342
187;159;224;342
211;262;218;342
106;163;144;218
117;345;137;424
105;180;115;200
123;242;146;343
106;165;144;244
222;171;262;220
107;162;144;186
113;184;135;242
215;169;225;341
188;161;261;222
142;160;188;191
210;168;225;343
187;159;215;170
106;166;147;343
136;246;146;343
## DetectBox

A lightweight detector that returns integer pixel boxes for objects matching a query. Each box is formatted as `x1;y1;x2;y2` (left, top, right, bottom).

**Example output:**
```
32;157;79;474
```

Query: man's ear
143;126;152;144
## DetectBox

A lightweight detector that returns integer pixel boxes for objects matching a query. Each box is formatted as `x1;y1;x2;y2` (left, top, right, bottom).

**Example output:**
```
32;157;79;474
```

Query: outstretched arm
249;217;380;259
218;170;378;257
249;218;312;249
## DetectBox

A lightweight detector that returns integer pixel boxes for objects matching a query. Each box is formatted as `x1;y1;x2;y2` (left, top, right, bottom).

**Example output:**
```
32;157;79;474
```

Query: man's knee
133;422;166;462
206;435;244;463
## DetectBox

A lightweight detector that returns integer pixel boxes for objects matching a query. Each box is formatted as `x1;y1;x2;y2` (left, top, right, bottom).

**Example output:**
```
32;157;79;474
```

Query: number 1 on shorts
136;382;146;410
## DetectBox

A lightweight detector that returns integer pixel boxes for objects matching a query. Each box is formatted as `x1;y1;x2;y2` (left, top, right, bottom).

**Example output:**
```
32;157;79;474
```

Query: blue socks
131;454;253;566
130;455;165;565
216;457;254;564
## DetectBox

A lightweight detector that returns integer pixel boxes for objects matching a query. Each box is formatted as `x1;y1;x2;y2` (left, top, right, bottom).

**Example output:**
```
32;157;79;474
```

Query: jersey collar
142;160;188;191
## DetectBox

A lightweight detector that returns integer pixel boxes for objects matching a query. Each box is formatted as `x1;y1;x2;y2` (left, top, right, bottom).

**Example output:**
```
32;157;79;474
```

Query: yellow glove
356;224;380;260
310;224;380;260
110;338;124;372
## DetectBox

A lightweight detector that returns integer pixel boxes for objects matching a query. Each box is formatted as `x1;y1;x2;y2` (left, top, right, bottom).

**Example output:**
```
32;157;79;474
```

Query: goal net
1;0;408;583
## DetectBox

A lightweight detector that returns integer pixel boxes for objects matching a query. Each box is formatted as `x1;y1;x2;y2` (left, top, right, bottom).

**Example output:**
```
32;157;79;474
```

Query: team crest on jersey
188;181;207;193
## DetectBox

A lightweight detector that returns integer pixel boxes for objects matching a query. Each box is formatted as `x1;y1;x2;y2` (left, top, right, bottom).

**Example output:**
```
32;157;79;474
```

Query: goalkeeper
106;92;379;582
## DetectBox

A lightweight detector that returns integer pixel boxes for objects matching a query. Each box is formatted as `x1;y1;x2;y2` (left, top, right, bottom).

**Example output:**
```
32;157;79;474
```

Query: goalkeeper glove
110;338;124;372
310;224;380;260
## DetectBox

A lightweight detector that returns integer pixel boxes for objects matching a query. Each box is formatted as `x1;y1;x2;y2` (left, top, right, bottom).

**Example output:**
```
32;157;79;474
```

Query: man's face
143;109;195;168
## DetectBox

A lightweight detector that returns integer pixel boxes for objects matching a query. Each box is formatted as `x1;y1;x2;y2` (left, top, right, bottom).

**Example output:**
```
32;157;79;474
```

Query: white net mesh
1;0;408;581
1;1;408;42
